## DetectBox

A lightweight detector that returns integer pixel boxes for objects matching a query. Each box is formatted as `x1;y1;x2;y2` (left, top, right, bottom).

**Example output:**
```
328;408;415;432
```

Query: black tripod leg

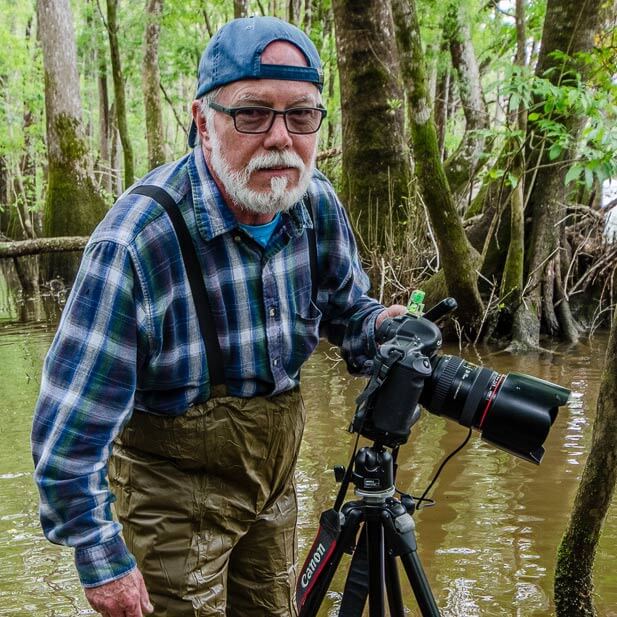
381;507;441;617
365;515;385;617
338;527;369;617
400;551;441;616
384;555;405;617
299;507;364;617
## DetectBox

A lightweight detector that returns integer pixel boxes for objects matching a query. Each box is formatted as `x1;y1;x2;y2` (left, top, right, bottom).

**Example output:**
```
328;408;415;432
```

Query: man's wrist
75;534;137;588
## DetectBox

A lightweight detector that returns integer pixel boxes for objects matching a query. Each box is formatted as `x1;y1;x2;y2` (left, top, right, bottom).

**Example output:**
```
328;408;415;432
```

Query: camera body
353;310;571;464
354;315;442;446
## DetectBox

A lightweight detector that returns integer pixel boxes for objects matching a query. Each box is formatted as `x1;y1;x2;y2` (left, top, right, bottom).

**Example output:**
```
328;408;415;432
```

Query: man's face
199;42;321;216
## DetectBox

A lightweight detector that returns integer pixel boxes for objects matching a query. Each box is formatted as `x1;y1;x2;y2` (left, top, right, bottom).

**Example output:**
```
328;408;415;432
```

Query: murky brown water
0;294;615;615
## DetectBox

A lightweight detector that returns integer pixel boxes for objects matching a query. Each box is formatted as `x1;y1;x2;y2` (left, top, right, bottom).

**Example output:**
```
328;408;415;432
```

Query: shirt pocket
290;301;323;372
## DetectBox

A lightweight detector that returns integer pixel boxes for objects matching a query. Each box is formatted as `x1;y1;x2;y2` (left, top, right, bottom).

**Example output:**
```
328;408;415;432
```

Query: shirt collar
188;146;313;243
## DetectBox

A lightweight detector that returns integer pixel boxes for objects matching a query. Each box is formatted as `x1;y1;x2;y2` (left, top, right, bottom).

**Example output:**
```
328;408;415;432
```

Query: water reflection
0;295;615;615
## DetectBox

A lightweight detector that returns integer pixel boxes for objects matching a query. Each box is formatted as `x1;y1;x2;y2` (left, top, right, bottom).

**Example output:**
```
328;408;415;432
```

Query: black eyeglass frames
209;103;327;134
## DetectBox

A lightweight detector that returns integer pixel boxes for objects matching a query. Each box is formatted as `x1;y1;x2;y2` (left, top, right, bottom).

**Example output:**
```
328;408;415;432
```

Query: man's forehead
223;79;320;105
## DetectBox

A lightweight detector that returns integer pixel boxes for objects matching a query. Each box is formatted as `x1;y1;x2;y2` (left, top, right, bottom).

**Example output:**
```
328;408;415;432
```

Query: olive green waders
109;387;305;617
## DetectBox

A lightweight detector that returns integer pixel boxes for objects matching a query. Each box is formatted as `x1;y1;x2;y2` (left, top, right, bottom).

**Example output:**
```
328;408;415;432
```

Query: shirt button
273;358;279;366
269;307;276;317
234;235;242;243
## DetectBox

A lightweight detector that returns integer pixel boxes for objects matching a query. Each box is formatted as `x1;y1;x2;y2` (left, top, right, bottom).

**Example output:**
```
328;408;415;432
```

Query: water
1;305;616;615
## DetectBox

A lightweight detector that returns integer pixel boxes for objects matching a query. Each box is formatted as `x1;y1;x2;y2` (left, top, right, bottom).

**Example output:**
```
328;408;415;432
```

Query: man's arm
308;175;407;372
31;240;147;590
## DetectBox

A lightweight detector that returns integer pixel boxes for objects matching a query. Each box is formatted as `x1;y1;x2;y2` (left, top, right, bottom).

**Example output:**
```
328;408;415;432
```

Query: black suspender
130;185;319;389
304;196;318;306
130;185;226;387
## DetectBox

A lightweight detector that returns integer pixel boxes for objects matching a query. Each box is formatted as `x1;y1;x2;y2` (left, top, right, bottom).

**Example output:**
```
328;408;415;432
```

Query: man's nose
263;114;293;149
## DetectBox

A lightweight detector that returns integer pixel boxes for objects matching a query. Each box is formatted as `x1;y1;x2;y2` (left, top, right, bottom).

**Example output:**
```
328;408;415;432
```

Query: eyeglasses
209;103;327;134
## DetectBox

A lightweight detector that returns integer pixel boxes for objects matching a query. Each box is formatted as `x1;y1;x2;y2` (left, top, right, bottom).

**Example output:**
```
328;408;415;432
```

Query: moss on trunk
555;305;617;614
332;0;412;253
391;0;484;333
43;114;107;280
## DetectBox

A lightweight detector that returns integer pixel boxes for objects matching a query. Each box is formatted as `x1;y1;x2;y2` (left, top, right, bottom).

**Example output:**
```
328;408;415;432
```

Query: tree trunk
142;0;166;171
234;0;249;18
514;0;603;348
391;0;484;334
433;52;450;159
110;101;123;196
106;0;135;189
0;72;9;232
555;305;617;616
332;0;411;254
303;0;314;32
36;0;107;281
288;0;301;24
98;27;112;194
499;0;526;318
443;0;490;197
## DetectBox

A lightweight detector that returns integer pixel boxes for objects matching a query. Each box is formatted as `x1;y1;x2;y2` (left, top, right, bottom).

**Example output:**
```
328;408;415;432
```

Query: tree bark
433;50;450;159
288;0;301;24
234;0;249;18
106;0;135;189
443;0;490;197
514;0;603;348
98;46;112;194
36;0;107;281
555;305;617;616
142;0;166;171
391;0;484;334
332;0;411;253
499;0;526;317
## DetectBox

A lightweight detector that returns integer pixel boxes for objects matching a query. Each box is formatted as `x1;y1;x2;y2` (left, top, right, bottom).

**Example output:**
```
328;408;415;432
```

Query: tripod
298;444;442;617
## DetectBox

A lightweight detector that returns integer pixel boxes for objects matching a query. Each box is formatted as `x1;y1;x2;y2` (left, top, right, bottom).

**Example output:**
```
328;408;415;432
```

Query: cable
416;427;472;510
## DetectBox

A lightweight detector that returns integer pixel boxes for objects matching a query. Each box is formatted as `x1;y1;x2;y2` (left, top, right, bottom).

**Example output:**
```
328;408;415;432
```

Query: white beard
207;119;315;216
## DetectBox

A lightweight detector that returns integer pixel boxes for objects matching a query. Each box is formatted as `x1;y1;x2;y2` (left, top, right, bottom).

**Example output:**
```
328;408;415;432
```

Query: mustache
246;151;304;174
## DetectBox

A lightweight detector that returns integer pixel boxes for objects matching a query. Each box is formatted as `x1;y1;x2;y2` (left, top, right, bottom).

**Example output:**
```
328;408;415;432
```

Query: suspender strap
130;184;226;387
304;196;318;305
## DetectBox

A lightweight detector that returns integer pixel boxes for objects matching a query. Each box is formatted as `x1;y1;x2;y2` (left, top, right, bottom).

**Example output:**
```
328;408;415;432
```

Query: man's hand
375;304;407;330
84;568;153;617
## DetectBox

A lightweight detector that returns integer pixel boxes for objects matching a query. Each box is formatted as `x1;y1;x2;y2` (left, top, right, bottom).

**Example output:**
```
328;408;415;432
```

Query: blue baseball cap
189;16;323;147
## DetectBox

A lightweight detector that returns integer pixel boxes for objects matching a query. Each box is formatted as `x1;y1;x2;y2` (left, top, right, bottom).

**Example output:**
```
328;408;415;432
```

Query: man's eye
288;108;313;118
237;108;270;119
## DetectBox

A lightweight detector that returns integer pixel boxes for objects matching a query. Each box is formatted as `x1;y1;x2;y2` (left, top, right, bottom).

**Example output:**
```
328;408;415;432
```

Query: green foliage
0;0;615;248
487;49;617;191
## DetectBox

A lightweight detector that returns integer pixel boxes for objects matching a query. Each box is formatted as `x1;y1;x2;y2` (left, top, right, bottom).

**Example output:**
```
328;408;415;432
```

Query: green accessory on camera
407;289;425;317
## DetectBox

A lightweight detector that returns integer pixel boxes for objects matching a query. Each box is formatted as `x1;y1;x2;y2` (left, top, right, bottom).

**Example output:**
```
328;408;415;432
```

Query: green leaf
548;143;563;160
564;165;582;186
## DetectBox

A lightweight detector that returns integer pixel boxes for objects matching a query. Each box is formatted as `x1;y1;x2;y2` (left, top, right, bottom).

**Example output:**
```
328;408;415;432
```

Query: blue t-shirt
238;212;281;247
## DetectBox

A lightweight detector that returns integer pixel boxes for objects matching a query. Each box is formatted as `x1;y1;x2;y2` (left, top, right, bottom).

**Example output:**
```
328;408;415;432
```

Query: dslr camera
352;298;571;463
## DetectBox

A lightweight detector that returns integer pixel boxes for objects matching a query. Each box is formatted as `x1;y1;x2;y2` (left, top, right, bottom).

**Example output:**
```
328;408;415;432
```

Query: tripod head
351;446;395;501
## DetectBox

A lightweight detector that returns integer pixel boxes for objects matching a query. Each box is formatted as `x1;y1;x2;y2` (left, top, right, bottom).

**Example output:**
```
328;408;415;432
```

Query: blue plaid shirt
31;147;384;588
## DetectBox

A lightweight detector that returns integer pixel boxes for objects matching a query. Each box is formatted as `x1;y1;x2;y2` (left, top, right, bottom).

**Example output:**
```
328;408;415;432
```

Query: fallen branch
0;236;89;258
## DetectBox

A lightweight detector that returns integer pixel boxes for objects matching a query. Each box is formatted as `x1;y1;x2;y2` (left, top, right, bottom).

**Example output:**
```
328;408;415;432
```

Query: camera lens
420;355;570;464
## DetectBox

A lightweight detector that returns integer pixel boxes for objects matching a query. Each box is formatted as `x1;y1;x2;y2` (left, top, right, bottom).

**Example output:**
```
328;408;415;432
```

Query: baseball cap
188;16;323;147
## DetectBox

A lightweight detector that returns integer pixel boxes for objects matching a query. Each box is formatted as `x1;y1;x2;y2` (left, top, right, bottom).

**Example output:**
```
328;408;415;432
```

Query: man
31;16;406;617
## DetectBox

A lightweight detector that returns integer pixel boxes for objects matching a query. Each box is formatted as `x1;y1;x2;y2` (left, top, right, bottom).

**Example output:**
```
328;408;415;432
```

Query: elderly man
32;16;405;617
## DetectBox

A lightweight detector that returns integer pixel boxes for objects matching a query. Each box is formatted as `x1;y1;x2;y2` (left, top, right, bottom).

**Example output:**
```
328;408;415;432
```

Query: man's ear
191;100;211;151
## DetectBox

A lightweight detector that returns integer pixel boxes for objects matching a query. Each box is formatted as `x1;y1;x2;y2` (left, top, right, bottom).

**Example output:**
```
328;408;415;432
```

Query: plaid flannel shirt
31;147;384;587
